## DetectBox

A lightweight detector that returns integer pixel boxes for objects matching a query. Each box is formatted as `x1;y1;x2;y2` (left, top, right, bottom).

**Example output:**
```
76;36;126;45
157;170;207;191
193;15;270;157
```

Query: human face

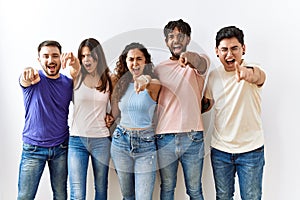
126;48;146;77
38;46;61;78
80;46;98;75
165;27;190;59
215;37;245;72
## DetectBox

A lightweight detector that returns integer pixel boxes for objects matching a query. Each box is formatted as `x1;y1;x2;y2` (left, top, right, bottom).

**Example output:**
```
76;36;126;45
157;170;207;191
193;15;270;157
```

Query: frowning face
216;37;245;72
165;27;190;59
126;48;146;77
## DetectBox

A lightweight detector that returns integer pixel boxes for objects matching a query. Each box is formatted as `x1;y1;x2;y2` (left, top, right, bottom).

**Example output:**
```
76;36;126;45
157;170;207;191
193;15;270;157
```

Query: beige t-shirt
154;58;207;134
70;83;110;138
204;61;264;153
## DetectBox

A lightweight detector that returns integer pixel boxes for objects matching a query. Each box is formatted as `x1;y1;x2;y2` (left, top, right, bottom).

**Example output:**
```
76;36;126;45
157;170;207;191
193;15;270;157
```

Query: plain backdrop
1;0;299;199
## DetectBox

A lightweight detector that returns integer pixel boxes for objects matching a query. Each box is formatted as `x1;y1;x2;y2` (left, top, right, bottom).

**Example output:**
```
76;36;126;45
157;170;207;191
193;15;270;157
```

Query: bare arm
179;52;209;75
235;62;266;87
61;52;81;80
201;96;214;113
134;75;161;102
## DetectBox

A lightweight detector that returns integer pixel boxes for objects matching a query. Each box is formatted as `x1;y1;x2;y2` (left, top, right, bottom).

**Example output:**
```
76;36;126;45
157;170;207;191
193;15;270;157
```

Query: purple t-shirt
21;70;73;147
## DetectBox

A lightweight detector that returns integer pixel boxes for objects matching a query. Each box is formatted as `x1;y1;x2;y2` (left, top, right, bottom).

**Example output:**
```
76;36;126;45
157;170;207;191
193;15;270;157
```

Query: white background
1;0;299;199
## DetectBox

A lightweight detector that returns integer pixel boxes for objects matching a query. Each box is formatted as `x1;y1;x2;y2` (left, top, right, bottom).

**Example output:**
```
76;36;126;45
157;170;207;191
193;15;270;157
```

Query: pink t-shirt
154;59;207;134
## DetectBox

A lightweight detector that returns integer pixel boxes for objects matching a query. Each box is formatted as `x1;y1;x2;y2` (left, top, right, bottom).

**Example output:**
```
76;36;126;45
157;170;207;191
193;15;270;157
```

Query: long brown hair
76;38;112;93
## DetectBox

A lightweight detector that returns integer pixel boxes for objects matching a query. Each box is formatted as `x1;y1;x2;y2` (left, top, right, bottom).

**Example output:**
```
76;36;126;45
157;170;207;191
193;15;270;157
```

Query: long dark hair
76;38;112;93
112;42;156;104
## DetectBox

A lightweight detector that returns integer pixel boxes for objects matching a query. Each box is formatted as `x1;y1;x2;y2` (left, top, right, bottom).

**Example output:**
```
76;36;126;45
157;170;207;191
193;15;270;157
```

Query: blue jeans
17;141;68;200
156;131;204;200
111;125;157;200
68;136;111;200
211;146;265;200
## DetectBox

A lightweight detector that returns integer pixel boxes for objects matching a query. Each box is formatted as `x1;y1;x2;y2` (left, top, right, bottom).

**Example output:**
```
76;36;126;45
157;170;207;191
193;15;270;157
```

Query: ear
215;47;219;57
186;36;191;45
242;44;246;55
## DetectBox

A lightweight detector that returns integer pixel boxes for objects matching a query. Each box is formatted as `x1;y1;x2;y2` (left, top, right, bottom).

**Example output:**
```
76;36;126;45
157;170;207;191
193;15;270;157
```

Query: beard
42;64;60;77
169;46;187;60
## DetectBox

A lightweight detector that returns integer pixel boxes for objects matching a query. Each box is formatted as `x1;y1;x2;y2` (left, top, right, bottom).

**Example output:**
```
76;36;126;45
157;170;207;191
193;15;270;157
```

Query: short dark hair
215;26;244;47
163;19;191;37
38;40;62;56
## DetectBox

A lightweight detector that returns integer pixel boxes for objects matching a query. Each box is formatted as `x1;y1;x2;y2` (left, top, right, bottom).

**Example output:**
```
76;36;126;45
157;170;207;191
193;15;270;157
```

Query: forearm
145;76;161;101
187;52;209;75
201;97;214;113
253;67;266;87
70;64;81;80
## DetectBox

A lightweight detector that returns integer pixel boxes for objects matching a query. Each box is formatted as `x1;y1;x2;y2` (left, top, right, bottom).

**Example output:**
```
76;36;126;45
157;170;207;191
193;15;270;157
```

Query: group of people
17;19;266;200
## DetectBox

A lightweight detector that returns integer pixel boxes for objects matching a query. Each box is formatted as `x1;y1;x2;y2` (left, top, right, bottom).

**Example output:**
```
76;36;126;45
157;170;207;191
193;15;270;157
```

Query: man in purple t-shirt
17;40;73;200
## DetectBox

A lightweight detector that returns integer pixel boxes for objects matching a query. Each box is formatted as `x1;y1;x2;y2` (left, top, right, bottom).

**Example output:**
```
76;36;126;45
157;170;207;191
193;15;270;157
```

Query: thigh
156;134;179;187
180;131;205;198
18;144;47;199
111;129;133;173
90;137;111;167
48;142;68;199
134;142;157;199
90;137;110;190
236;146;265;200
156;134;177;169
211;148;236;200
68;137;89;186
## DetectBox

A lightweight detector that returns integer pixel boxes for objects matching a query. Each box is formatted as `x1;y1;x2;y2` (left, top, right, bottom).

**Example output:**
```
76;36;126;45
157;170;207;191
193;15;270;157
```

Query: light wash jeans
111;125;157;200
211;146;265;200
68;136;110;200
17;141;68;200
156;131;205;200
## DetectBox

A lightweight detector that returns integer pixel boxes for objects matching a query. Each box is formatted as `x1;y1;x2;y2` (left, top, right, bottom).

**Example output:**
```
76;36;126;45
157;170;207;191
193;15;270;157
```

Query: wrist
143;75;151;87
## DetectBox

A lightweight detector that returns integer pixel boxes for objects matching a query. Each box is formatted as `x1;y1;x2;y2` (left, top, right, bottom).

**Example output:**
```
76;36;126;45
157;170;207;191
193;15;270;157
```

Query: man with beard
154;19;210;200
17;40;73;200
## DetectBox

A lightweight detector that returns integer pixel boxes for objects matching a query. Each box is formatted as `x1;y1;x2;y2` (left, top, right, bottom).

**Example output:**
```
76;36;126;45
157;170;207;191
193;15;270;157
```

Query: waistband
117;125;154;135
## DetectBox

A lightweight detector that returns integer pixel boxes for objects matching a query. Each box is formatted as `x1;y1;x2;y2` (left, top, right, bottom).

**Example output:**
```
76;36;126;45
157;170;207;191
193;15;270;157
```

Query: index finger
234;61;240;73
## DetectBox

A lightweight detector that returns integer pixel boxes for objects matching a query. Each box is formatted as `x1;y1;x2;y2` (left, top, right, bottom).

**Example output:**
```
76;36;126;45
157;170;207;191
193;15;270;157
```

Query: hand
178;52;189;67
105;114;114;128
61;52;80;70
133;75;150;93
235;61;255;83
22;67;40;85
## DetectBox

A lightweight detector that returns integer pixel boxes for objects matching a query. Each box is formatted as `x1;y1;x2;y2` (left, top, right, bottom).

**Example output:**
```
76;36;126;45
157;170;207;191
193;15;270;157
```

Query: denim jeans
17;141;68;200
156;131;205;200
211;146;265;200
111;125;157;200
68;136;111;200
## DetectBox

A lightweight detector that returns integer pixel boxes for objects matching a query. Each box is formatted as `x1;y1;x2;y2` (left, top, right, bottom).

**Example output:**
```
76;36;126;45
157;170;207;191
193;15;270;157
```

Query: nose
133;59;138;66
227;49;233;56
48;56;54;63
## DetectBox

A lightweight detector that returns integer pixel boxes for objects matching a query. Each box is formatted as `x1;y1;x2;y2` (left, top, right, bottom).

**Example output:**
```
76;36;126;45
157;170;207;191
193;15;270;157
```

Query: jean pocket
23;143;37;152
187;131;204;142
112;128;123;139
141;134;155;142
155;134;164;140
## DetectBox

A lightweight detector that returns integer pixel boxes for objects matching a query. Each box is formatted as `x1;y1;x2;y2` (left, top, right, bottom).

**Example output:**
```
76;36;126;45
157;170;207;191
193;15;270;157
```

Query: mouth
226;58;235;65
132;67;141;75
84;63;92;69
47;64;56;72
172;44;183;55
